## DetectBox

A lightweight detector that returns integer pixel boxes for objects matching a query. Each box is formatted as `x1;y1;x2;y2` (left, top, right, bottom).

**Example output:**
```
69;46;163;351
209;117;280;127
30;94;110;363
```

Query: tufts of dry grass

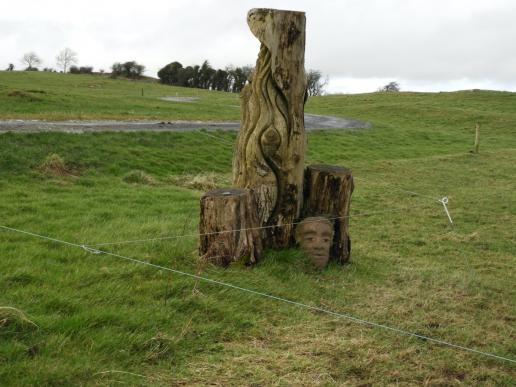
143;319;193;364
434;231;480;242
162;318;510;386
7;90;43;102
122;170;157;185
37;153;76;176
0;306;38;330
143;333;175;363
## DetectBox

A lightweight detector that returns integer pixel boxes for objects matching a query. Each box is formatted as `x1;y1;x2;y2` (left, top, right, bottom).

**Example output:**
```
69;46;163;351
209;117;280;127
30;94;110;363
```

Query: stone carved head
295;217;334;269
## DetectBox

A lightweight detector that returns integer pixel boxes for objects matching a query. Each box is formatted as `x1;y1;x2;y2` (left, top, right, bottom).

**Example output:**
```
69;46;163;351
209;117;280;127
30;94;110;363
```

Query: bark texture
199;188;262;266
233;8;307;248
303;165;354;263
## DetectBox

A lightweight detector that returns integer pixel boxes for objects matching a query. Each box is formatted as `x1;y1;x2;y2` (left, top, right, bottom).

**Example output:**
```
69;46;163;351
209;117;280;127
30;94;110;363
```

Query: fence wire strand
0;223;514;365
86;202;434;248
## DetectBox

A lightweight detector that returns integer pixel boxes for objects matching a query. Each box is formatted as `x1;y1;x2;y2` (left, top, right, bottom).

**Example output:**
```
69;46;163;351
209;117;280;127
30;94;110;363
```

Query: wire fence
0;223;514;365
84;202;439;248
190;129;455;221
3;130;513;367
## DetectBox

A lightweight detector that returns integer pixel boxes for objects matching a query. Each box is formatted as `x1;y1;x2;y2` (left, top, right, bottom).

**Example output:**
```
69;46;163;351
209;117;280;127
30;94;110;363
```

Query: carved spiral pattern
233;8;306;247
234;44;289;227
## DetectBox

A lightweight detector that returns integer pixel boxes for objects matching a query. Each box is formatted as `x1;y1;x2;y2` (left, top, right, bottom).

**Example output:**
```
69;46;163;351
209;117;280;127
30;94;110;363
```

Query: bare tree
56;48;78;73
378;81;400;92
21;52;42;70
306;69;328;96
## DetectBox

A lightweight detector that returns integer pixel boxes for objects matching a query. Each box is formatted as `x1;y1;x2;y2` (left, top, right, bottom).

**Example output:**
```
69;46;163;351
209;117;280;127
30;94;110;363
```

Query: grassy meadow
0;72;515;385
0;71;240;121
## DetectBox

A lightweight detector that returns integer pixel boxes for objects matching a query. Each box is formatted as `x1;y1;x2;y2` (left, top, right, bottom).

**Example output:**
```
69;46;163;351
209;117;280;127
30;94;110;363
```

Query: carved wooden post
303;165;354;264
233;8;307;248
199;188;262;266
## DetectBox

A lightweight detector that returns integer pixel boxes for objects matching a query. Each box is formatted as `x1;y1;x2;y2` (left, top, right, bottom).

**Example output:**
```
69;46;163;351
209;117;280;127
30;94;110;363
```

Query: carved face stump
295;217;334;269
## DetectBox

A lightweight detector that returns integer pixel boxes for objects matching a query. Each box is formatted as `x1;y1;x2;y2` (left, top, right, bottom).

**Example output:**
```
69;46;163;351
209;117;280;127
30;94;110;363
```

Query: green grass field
0;71;240;121
1;72;515;385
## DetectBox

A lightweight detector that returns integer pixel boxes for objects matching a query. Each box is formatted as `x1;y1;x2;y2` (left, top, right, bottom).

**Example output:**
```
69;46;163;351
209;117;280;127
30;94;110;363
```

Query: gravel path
0;114;370;133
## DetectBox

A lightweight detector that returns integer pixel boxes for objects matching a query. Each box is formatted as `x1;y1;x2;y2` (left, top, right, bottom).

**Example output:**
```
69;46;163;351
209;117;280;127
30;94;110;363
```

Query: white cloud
1;0;514;92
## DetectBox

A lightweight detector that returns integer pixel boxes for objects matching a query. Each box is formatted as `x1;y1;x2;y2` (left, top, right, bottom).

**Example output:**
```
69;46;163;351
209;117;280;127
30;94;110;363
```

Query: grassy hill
0;71;240;121
0;72;515;385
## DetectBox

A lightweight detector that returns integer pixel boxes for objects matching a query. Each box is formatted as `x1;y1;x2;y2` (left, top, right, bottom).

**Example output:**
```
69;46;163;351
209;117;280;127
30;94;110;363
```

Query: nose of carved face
300;239;331;268
305;242;325;253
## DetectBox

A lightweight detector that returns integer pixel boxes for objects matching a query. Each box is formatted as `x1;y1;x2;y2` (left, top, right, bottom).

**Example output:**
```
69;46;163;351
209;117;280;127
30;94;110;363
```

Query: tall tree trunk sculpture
233;8;307;248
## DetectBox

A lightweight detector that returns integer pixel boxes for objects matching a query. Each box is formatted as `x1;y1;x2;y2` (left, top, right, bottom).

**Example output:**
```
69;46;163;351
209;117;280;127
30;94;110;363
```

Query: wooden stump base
303;165;354;263
199;188;263;266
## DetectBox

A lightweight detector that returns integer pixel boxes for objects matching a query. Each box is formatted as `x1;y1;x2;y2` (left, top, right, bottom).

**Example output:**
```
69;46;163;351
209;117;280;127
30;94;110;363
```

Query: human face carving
295;218;333;269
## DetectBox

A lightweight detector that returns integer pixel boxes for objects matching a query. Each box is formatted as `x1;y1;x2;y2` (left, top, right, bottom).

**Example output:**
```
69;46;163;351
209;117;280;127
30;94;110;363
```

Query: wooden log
199;188;263;266
303;165;354;264
233;8;307;248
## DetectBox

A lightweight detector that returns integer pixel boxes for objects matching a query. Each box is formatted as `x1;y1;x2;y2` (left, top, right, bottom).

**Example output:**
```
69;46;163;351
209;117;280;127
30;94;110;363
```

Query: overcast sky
2;0;515;93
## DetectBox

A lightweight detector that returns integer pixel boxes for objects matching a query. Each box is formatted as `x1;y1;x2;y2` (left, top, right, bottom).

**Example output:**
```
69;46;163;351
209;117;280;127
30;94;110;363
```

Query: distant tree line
157;61;329;95
111;61;145;79
157;60;253;93
8;50;143;78
7;50;329;95
11;49;97;74
70;66;94;74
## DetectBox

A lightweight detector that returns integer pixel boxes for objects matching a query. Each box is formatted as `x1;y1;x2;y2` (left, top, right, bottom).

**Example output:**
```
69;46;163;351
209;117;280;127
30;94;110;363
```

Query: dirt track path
0;114;370;133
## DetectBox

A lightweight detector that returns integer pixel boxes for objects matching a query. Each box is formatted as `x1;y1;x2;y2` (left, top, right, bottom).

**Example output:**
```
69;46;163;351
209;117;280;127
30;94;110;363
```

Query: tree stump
199;188;263;266
233;8;307;248
303;165;354;263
